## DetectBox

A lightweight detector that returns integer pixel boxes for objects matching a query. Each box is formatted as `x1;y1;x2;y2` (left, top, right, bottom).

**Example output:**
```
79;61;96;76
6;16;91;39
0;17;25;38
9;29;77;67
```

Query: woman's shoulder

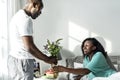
94;51;105;58
95;51;102;54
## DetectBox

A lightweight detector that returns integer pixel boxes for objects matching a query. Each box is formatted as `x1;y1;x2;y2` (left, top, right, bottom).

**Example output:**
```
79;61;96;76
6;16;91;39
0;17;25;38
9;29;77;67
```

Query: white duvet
92;72;120;80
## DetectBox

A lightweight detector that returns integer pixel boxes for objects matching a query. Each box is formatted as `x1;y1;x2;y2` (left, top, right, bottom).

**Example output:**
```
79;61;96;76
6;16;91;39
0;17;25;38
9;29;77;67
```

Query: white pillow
74;62;83;68
69;62;83;80
113;64;118;70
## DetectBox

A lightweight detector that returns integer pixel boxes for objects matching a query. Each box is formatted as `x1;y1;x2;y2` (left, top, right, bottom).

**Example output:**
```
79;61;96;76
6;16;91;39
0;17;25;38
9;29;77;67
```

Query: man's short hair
29;0;43;8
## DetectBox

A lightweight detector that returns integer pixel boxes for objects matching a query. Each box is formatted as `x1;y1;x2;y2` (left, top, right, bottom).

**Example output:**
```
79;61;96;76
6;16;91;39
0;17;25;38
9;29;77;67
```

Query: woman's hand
52;65;65;72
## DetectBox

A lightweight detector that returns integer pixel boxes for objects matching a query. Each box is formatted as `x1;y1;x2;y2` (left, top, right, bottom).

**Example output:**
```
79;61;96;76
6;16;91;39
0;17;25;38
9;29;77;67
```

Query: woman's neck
88;52;94;60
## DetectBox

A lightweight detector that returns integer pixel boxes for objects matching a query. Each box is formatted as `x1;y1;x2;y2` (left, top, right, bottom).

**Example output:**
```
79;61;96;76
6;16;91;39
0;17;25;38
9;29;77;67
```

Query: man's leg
18;59;35;80
8;55;34;80
7;55;18;80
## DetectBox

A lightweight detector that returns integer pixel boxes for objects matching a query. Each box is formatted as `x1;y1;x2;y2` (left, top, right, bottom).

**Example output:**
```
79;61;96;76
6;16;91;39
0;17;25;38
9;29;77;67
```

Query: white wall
33;0;120;74
34;0;120;54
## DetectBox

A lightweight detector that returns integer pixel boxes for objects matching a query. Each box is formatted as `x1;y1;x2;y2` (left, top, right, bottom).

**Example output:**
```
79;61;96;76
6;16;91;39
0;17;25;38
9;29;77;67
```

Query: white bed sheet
92;72;120;80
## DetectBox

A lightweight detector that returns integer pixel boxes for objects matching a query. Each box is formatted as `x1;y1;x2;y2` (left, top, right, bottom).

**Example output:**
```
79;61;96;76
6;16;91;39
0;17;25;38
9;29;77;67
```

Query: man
8;0;57;80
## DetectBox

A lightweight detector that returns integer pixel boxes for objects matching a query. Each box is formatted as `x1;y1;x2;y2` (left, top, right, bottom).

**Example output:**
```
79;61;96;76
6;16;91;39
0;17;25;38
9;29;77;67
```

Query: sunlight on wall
68;37;81;52
105;39;112;53
68;22;112;54
91;32;99;37
91;32;112;53
68;21;89;52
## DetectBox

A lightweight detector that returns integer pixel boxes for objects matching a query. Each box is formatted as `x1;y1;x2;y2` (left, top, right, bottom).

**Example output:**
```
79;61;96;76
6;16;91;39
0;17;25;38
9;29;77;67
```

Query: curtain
0;0;26;80
7;0;26;22
0;0;8;80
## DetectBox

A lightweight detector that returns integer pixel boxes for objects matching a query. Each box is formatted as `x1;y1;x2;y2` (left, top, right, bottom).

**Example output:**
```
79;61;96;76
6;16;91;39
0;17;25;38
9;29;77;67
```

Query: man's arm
22;36;57;64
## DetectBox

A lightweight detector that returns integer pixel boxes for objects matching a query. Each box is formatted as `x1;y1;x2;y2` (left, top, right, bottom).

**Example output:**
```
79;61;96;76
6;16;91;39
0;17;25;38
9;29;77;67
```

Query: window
0;0;8;79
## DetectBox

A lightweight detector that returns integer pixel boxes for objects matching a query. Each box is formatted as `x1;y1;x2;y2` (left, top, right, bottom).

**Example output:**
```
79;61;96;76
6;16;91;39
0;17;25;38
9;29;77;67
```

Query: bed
66;55;120;80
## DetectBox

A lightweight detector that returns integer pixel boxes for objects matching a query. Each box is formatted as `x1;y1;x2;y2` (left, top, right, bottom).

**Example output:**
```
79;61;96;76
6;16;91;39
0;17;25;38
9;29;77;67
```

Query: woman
53;38;117;80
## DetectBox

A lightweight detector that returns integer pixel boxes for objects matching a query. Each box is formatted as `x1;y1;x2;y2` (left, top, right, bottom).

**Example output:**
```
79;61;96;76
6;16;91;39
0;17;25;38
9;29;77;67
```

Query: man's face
31;5;42;19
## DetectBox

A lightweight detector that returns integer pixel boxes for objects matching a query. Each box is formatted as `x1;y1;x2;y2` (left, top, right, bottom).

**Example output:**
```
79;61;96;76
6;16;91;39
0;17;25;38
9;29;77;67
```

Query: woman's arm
53;65;91;76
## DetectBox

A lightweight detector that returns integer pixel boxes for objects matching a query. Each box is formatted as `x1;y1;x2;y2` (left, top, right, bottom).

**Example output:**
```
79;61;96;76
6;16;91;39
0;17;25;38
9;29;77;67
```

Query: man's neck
23;8;31;17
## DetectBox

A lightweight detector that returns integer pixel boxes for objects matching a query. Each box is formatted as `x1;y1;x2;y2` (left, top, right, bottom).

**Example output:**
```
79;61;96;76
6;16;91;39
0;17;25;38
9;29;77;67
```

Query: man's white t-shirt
9;9;34;59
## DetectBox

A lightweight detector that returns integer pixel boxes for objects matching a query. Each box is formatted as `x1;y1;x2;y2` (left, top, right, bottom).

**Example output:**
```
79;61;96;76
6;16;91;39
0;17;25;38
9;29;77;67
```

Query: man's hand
48;56;58;65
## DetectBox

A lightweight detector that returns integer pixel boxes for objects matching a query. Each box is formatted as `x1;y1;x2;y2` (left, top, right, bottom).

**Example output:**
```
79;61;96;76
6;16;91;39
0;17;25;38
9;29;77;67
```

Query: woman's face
82;40;96;55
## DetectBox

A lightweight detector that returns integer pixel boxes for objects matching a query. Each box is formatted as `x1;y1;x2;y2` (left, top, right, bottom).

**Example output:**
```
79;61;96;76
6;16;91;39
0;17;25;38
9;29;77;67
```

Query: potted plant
43;38;63;79
44;38;63;60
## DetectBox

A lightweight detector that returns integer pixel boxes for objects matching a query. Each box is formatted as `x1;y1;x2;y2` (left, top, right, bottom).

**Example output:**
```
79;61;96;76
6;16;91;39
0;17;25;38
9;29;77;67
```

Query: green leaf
44;38;63;57
47;39;51;47
56;38;63;44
